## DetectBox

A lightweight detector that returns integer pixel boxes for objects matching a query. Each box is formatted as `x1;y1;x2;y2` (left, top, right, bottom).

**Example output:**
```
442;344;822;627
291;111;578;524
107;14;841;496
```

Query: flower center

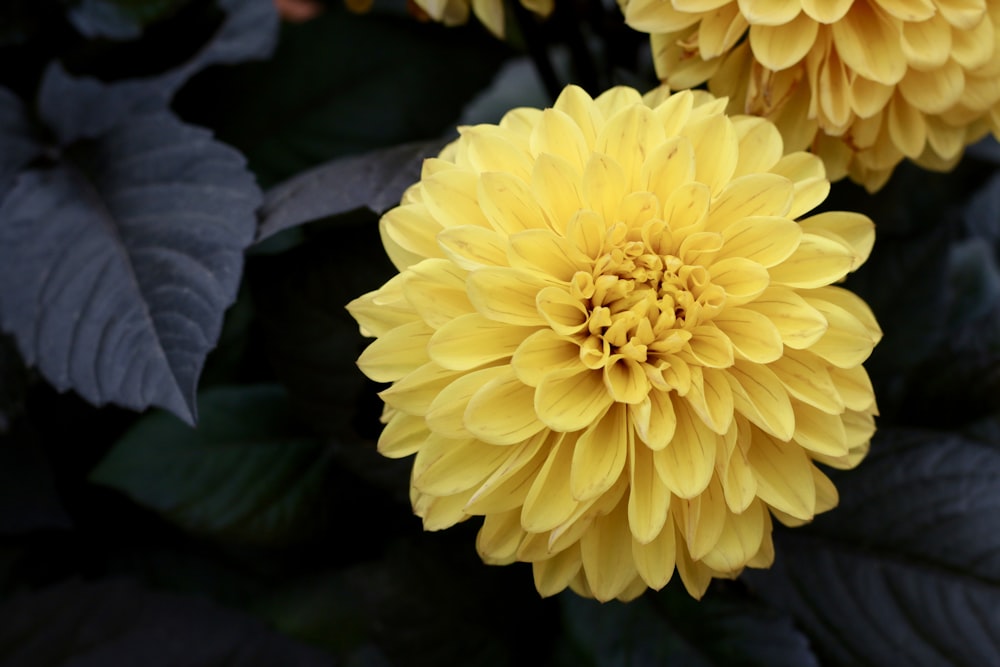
564;226;726;384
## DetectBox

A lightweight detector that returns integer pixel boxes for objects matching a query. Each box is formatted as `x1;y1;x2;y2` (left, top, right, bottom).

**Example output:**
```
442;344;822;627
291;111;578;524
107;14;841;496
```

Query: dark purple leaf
0;111;259;423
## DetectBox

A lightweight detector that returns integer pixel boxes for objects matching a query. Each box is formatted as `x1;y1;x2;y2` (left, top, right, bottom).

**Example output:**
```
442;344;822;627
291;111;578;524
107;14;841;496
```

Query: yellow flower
347;84;880;602
620;0;1000;192
412;0;553;38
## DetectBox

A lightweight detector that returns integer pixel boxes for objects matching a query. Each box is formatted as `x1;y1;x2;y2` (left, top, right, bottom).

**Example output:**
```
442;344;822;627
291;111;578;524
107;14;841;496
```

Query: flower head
412;0;553;38
620;0;1000;191
348;84;880;601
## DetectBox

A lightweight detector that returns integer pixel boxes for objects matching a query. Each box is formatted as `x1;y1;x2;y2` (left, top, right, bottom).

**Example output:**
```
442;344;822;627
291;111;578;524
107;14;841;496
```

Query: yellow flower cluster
413;0;553;37
348;84;880;601
620;0;1000;191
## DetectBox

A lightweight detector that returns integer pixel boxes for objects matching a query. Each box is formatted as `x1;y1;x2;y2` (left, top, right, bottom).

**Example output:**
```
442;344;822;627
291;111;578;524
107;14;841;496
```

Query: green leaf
744;428;1000;667
557;584;818;667
200;5;509;187
90;384;332;545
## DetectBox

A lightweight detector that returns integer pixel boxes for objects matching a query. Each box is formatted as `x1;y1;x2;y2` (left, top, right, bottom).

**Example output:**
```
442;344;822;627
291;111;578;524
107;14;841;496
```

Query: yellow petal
684;324;736;368
831;3;907;85
465;369;546;445
509;229;589;281
680;113;739;196
552;85;600;149
677;476;727;560
477;171;548;234
641;137;696;203
624;0;702;32
628;435;671;543
713;306;783;363
437;225;509;269
511;329;583;387
699;3;749;59
737;0;800;25
767;232;858;288
582;152;627;223
720;430;758;512
699;499;766;573
380;362;462;415
465;431;548;514
580;499;638;602
532;545;583;597
476;508;523;563
662;181;712;234
801;0;851;22
466;267;557;326
653;397;718;498
521;435;580;532
536;286;589;335
603;355;652;404
570;403;628;500
898;61;965;115
829;364;877;412
685;366;735;434
744;286;828;349
380;205;445;269
530;153;584;233
413;436;512;495
768;349;844;414
535;368;614;432
749;15;818;70
709;257;771;306
803;290;881;367
748;431;816;520
629;390;677;450
422;169;492;229
357;320;433;382
425;366;507;437
727;359;795;440
377;412;427;458
471;0;505;36
707;174;794;230
428;313;538;370
732;117;784;177
404;258;473;329
530;108;590;169
414;487;475;531
791;400;848;457
460;126;533;180
631;519;676;589
900;12;952;69
674;526;715;599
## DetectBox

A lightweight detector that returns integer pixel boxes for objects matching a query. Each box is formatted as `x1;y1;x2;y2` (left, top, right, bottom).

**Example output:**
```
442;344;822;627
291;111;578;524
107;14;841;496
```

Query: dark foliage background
0;1;998;665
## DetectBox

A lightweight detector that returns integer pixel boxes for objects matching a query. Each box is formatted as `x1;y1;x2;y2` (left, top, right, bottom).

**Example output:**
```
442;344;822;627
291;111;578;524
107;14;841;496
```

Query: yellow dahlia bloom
413;0;553;38
620;0;1000;191
347;84;880;602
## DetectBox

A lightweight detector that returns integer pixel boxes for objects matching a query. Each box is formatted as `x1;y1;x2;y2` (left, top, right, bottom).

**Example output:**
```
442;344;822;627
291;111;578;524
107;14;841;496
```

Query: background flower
349;83;880;602
411;0;553;37
620;0;1000;192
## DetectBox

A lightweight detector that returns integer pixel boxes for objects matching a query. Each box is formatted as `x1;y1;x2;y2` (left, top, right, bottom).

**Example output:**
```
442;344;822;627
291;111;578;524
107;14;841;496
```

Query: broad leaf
558;585;818;667
744;428;1000;667
257;138;449;241
40;0;278;144
68;0;191;40
0;577;334;666
90;384;332;544
0;111;259;422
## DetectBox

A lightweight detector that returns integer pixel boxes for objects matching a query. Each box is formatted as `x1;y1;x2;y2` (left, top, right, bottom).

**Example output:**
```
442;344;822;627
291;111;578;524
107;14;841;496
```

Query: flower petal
465;431;549;514
522;434;580;532
727;359;795;440
748;431;817;520
357;320;434;382
713;307;784;363
744;286;828;348
580;499;638;602
653;397;718;498
465;369;547;445
630;389;677;450
571;403;629;500
429;313;538;370
677;476;728;560
535;368;614;432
